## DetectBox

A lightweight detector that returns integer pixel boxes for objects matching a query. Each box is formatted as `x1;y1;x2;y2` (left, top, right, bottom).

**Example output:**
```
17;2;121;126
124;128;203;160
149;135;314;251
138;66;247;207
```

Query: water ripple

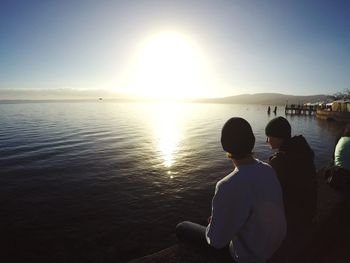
0;102;345;263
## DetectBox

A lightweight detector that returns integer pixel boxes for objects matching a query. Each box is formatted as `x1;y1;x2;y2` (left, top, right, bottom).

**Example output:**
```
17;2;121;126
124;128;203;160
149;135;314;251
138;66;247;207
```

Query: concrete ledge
128;243;222;263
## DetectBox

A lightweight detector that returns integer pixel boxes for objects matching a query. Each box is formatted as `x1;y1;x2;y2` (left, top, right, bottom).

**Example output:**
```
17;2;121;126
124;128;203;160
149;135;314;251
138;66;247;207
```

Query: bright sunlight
126;32;208;100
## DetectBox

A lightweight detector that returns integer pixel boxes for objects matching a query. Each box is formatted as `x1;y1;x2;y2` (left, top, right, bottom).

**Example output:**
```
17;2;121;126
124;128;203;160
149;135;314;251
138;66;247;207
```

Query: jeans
176;221;235;262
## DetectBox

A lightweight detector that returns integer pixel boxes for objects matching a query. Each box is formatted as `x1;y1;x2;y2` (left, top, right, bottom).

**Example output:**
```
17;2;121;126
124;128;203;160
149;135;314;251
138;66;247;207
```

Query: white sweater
206;159;286;263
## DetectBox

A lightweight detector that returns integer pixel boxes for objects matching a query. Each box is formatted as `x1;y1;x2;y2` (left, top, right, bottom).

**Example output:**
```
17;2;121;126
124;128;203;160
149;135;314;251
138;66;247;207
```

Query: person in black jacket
265;116;317;263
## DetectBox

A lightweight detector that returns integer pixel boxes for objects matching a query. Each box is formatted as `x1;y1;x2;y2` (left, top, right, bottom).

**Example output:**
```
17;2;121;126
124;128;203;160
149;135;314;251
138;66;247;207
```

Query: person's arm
269;153;288;189
205;180;250;248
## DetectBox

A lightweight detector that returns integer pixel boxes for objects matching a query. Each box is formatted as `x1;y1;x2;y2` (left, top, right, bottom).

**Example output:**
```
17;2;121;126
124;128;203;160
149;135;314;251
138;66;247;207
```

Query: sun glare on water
149;102;187;177
127;32;207;100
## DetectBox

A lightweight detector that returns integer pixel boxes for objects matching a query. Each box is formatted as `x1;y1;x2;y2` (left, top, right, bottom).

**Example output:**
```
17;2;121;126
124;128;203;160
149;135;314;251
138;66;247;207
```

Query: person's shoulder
216;168;245;188
269;151;287;163
216;169;251;198
268;152;289;172
237;160;276;181
255;158;271;168
339;136;350;144
217;169;236;184
254;159;277;175
288;135;315;158
336;137;350;151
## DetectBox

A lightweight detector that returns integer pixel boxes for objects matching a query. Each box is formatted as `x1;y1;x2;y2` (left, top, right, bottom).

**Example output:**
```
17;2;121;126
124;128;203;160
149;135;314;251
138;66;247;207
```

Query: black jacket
269;135;317;232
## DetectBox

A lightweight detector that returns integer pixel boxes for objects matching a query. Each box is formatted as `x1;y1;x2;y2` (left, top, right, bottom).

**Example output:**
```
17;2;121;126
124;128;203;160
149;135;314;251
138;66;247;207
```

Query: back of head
221;117;255;159
265;116;291;139
344;123;350;136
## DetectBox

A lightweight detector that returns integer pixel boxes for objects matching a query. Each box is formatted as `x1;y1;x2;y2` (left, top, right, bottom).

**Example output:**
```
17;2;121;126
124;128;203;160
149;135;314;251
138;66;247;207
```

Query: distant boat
99;98;103;100
316;109;350;122
316;100;350;122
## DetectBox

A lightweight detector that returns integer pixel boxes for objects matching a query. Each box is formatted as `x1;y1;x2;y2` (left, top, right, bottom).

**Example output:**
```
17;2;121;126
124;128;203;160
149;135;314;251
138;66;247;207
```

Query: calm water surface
0;102;345;262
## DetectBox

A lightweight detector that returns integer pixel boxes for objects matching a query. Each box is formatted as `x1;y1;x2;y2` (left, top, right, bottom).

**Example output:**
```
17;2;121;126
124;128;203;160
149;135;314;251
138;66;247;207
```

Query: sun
127;32;206;100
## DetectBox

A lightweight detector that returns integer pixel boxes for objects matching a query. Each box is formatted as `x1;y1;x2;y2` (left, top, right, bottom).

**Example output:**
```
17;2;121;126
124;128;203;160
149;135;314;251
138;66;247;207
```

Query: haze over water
0;102;344;262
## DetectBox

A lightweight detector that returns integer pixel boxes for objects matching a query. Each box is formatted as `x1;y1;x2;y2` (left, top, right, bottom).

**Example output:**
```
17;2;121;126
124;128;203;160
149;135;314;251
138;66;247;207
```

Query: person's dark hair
343;123;350;137
265;116;291;139
221;117;255;160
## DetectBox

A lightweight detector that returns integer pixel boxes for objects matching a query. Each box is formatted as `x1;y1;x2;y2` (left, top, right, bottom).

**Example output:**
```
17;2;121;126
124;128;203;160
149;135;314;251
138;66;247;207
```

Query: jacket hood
279;135;314;160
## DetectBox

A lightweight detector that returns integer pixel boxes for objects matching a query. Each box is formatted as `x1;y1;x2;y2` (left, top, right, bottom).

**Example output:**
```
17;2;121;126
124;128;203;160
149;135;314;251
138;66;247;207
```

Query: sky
0;0;350;99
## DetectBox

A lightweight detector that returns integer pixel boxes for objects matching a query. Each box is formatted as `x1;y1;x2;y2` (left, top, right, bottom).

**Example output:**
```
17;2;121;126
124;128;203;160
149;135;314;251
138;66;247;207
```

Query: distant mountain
195;93;331;105
0;90;333;105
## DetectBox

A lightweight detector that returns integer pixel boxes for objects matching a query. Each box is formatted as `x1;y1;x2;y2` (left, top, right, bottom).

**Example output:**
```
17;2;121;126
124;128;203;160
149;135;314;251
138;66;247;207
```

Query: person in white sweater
176;117;286;263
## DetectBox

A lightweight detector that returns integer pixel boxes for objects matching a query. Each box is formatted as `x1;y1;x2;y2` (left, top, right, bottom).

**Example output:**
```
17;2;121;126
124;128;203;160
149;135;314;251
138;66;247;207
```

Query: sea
0;101;345;263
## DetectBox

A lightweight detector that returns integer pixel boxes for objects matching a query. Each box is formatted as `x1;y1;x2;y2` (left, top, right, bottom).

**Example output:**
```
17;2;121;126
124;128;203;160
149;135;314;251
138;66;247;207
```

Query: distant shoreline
0;93;332;106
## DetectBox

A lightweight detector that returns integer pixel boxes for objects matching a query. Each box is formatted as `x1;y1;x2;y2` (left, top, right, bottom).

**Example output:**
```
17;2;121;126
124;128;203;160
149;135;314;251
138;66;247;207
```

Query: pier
285;104;318;115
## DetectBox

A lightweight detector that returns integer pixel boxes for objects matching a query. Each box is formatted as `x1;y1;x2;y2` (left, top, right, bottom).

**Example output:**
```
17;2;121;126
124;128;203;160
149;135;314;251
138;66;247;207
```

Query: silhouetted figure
267;106;271;114
265;117;317;263
273;106;277;114
176;117;286;263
